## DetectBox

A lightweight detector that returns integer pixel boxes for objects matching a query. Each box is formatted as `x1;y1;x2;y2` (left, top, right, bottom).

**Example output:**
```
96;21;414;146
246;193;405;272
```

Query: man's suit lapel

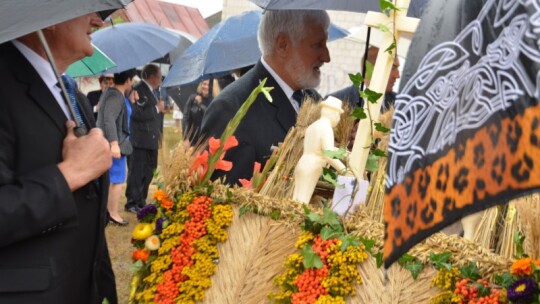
255;62;296;132
5;43;67;135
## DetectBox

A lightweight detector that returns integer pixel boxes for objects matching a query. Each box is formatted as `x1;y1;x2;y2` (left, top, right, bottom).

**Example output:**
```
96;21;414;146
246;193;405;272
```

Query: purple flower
137;204;158;221
507;277;538;302
155;217;164;234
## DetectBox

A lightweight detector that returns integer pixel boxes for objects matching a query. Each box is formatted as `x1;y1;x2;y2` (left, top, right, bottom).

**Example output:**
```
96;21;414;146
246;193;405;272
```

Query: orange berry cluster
292;266;329;304
454;279;501;304
155;196;213;304
290;236;338;304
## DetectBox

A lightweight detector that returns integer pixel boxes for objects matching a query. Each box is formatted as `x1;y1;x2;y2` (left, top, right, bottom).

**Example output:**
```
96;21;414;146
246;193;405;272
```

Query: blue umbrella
91;22;181;73
162;10;350;87
250;0;428;18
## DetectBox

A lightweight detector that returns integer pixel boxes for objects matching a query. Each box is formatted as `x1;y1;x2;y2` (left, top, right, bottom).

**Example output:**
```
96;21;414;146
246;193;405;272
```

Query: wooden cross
349;0;420;179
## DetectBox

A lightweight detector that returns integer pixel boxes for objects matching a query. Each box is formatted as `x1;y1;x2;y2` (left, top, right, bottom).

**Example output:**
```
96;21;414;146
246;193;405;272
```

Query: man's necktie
59;75;86;127
292;89;305;108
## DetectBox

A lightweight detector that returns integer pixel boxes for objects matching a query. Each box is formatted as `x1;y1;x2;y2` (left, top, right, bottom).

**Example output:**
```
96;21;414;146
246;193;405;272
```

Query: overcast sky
161;0;224;18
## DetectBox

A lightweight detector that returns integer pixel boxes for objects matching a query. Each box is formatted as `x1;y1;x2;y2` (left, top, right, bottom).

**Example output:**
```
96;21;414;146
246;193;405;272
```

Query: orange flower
511;258;532;276
239;179;252;189
152;190;169;202
132;249;150;263
209;136;238;154
534;259;540;267
160;198;174;210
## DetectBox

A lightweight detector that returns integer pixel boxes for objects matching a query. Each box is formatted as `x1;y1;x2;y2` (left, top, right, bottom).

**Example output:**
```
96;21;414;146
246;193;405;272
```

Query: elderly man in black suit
199;10;331;185
124;64;165;213
0;12;117;304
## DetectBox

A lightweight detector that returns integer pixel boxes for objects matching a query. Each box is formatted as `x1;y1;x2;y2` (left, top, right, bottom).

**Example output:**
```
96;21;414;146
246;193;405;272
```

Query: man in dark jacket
124;64;165;213
0;12;116;304
199;10;330;185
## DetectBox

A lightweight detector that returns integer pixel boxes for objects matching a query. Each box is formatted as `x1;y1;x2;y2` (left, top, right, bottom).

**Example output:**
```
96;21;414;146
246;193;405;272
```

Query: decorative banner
384;0;540;267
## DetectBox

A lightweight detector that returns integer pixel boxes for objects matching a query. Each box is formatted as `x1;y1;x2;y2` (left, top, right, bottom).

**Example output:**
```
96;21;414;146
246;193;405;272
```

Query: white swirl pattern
387;0;540;187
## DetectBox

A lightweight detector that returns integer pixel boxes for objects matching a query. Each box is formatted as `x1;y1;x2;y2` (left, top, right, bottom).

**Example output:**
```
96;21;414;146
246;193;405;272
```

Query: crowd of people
0;5;399;303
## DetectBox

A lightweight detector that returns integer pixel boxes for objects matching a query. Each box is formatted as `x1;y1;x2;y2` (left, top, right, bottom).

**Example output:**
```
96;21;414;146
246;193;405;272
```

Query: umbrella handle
37;30;87;137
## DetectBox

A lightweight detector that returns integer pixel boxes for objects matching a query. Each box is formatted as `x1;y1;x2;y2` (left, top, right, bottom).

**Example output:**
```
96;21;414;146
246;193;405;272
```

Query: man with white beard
199;9;330;185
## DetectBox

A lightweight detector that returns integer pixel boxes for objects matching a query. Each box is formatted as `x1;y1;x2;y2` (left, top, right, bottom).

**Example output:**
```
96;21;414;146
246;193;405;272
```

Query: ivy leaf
405;261;424;280
366;153;381;172
320;226;342;241
322;148;347;160
349;72;364;88
339;234;360;252
359;237;376;255
351;107;367;120
473;282;491;297
372;149;387;157
514;231;528;259
270;209;281;220
374;252;384;268
321;207;342;227
397;253;415;266
365;61;374;81
239;205;253;217
321;168;338;186
301;244;323;269
460;263;481;281
494;272;515;289
385;41;396;56
429;252;453;270
374;122;390;133
308;212;320;223
363;88;383;104
379;0;398;12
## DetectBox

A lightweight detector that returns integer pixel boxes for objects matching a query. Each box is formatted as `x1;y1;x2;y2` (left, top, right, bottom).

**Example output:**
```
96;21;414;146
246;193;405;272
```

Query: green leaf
429;252;452;270
270;209;281;220
473;282;491;297
397;253;415;266
322;148;347;160
377;23;391;33
308;212;320;223
301;244;323;269
364;88;383;104
102;298;111;304
351;107;367;120
385;41;396;56
320;226;342;241
321;171;338;186
372;149;387;157
375;252;384;268
303;205;311;215
460;263;481;281
339;234;360;252
131;260;144;273
405;261;424;280
359;237;376;254
366;153;381;172
321;207;341;227
379;0;398;12
349;72;364;88
374;122;390;133
514;231;528;259
226;188;234;201
494;272;515;289
239;205;253;217
365;61;374;82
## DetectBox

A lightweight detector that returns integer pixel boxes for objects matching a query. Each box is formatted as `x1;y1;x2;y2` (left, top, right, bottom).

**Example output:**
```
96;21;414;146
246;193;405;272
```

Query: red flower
132;249;150;263
239;179;253;189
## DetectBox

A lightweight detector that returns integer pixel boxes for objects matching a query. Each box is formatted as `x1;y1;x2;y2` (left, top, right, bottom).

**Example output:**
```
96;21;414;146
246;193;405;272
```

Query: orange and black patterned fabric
384;0;540;266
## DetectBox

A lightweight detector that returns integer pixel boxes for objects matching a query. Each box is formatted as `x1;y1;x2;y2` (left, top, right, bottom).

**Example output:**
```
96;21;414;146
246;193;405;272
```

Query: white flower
145;235;160;251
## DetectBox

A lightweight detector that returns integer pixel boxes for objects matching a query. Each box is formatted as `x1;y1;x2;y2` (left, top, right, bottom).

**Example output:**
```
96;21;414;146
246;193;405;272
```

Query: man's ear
275;33;290;57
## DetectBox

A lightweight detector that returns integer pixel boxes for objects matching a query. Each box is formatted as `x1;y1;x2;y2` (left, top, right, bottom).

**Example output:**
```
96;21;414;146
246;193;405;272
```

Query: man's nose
321;43;331;63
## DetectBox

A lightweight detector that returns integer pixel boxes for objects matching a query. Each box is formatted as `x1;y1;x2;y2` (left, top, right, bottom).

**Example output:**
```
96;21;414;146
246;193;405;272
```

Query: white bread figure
293;96;347;204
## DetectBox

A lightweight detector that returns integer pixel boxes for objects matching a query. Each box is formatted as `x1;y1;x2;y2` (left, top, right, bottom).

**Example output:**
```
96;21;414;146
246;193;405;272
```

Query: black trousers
125;148;158;209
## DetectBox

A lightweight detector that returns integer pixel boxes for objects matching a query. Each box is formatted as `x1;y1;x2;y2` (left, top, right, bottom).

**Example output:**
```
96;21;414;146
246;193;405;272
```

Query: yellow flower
132;223;154;240
145;235;161;251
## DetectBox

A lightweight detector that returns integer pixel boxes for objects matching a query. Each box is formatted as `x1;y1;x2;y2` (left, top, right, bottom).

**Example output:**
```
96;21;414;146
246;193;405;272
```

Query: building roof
112;0;210;38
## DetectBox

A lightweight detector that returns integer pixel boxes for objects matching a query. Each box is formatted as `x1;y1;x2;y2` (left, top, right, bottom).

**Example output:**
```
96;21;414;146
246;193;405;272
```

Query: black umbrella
0;0;130;44
384;0;540;267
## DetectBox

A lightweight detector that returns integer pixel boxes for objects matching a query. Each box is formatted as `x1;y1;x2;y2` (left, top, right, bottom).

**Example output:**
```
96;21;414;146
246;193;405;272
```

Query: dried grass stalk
515;193;540;259
353;258;439;304
497;203;518;260
472;207;499;250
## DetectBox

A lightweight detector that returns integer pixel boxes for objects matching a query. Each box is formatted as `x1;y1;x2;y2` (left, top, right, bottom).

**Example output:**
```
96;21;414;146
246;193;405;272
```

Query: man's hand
157;99;165;113
57;121;112;191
